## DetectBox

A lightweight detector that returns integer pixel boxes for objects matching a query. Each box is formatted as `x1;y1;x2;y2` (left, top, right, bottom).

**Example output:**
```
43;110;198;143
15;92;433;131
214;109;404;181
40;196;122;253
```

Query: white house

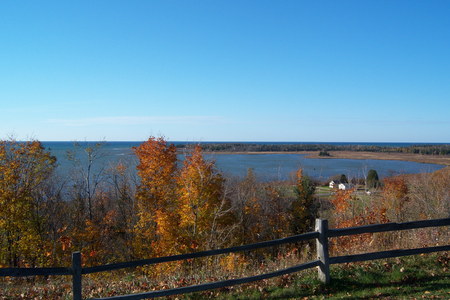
338;183;352;190
329;181;337;188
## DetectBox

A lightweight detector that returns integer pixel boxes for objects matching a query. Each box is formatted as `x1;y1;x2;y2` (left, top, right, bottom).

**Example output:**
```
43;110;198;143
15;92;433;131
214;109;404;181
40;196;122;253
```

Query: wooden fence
1;217;449;300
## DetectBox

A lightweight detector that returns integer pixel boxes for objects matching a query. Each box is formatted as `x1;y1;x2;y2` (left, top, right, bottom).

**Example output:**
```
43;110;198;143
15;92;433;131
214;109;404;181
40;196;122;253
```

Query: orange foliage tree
330;188;354;217
78;209;121;265
382;176;409;222
133;137;178;258
329;187;388;254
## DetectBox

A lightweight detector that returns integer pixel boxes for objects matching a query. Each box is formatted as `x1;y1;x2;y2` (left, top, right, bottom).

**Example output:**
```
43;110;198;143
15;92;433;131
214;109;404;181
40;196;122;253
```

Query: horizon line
33;140;450;144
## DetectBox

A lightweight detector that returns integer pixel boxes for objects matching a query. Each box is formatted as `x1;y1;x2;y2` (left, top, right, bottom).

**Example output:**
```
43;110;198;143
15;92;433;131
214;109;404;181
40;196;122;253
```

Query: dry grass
306;151;450;166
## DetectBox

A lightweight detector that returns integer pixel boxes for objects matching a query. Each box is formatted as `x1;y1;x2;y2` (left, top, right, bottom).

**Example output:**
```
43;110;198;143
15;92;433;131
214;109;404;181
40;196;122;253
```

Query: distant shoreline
203;150;450;166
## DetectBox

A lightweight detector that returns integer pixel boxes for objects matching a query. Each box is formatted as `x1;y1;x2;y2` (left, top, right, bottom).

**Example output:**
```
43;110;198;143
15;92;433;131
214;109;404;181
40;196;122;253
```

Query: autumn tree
133;137;178;258
77;208;122;265
329;182;390;255
290;168;316;234
0;139;56;267
382;176;408;222
177;145;232;252
262;184;291;240
231;168;263;245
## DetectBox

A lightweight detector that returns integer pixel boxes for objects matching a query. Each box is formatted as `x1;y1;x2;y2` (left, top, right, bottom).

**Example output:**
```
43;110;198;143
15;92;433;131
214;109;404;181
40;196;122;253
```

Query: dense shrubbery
0;138;318;270
0;137;448;275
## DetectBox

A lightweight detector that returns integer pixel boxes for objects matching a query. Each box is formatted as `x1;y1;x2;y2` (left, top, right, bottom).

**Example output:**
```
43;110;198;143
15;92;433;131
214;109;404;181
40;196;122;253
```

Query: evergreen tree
339;174;348;184
291;169;316;234
367;169;380;189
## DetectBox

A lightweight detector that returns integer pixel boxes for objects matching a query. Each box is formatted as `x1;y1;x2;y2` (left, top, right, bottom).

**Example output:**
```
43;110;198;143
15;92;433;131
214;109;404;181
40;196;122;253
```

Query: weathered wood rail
1;217;449;300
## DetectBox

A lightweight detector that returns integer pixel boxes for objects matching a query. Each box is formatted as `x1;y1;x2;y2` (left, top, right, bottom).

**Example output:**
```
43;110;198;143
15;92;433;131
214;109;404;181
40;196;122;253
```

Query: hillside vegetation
0;137;448;299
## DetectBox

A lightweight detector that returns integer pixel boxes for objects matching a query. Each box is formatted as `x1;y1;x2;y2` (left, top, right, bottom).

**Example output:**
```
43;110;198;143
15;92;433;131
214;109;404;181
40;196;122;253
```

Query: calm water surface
43;142;445;181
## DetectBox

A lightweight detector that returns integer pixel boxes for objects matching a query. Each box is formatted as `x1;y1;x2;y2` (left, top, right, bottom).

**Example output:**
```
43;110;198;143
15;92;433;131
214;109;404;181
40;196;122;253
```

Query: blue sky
1;0;449;142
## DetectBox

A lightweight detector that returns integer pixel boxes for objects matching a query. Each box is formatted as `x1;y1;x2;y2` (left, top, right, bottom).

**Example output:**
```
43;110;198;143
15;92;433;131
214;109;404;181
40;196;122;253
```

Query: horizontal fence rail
83;231;319;274
0;267;71;277
0;217;448;300
330;245;450;264
328;217;450;237
91;261;320;300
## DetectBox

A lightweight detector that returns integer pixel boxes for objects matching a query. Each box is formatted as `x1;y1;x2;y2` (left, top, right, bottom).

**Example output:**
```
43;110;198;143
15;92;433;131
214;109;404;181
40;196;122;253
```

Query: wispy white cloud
45;116;227;127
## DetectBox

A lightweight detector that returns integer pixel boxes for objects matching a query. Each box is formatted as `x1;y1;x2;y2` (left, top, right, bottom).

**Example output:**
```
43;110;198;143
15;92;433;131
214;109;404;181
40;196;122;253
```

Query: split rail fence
1;217;449;300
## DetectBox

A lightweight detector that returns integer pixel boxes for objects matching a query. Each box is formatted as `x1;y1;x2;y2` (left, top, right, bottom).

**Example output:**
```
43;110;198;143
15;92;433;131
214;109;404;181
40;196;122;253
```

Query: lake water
43;142;445;182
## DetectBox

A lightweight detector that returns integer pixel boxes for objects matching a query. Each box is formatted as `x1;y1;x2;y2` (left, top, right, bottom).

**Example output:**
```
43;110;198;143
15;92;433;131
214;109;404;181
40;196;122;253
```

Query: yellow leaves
296;168;303;187
176;145;226;251
219;253;248;273
0;138;56;267
154;209;174;238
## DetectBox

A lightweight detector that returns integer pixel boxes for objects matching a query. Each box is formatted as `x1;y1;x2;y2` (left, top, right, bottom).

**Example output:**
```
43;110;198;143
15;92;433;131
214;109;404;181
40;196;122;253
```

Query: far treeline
180;143;450;155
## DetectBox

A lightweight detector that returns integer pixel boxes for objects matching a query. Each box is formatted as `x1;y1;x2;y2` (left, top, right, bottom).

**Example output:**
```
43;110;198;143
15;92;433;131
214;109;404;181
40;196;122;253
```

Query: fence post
315;219;330;284
72;252;82;300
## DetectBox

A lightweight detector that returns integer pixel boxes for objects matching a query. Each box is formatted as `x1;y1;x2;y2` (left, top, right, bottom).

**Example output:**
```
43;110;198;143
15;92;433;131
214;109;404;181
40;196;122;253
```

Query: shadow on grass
264;273;450;299
186;255;450;299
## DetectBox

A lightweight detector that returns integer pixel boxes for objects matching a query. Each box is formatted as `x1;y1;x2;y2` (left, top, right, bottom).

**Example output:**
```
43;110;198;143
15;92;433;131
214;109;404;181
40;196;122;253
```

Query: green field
184;254;449;299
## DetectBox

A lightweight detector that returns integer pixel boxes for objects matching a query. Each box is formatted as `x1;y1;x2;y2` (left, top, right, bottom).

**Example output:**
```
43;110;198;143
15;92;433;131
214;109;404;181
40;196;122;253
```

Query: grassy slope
183;254;449;299
0;255;448;299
